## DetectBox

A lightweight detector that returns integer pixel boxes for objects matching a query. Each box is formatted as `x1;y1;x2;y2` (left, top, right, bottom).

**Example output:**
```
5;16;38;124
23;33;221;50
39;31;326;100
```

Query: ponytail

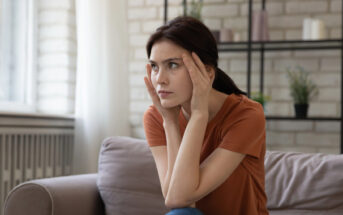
213;68;247;96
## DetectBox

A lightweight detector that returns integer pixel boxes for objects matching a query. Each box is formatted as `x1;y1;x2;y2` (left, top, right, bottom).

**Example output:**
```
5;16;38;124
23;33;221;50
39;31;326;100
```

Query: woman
143;16;268;215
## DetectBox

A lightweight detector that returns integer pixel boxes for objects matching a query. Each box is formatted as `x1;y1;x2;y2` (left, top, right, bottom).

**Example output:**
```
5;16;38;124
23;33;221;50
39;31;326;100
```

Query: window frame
0;0;38;113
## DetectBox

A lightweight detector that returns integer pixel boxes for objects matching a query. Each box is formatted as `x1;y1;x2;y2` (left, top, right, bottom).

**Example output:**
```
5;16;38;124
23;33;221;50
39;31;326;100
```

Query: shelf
165;0;343;153
265;116;341;121
218;39;342;52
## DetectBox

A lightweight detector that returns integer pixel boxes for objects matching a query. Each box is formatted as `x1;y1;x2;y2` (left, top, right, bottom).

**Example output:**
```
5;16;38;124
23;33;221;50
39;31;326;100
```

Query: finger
144;65;161;105
182;53;200;82
144;76;160;104
191;52;208;78
146;64;152;81
144;64;156;95
144;76;154;95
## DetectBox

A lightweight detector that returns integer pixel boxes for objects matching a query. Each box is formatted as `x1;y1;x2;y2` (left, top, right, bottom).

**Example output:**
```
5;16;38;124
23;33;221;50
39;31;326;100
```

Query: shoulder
223;94;265;129
218;95;266;158
143;105;160;119
143;105;163;126
233;94;264;116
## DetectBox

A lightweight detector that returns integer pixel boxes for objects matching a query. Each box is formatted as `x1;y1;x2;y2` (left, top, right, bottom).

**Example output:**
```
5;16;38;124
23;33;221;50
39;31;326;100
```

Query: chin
160;100;180;109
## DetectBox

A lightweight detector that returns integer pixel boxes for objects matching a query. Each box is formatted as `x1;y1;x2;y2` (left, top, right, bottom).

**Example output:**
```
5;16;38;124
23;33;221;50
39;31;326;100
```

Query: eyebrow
149;58;182;64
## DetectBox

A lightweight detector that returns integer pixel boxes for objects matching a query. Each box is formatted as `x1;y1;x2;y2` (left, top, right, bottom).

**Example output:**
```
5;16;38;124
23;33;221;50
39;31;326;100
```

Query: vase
211;30;220;43
252;9;270;41
294;104;309;118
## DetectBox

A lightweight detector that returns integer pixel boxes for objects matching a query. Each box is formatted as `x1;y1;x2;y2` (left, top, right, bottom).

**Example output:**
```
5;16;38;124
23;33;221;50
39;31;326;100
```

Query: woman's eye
151;64;158;71
169;62;178;69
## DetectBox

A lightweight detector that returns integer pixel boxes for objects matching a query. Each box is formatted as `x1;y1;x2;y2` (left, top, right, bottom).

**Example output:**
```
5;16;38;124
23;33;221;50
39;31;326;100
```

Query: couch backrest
265;150;343;212
97;136;169;215
97;136;343;214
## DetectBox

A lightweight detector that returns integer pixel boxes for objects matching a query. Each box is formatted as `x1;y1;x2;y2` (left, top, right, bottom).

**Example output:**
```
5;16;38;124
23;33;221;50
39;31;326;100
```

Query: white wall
37;0;76;114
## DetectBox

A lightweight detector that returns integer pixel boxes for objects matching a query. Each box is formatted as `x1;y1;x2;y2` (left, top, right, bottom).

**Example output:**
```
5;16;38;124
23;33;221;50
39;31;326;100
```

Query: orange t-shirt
143;93;269;215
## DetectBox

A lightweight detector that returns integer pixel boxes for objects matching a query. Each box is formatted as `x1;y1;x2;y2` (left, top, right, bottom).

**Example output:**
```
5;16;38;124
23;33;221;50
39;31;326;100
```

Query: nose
156;68;168;85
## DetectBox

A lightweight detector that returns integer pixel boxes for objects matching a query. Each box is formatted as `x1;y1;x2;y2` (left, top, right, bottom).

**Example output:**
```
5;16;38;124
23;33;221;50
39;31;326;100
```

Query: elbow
165;196;192;209
165;199;186;209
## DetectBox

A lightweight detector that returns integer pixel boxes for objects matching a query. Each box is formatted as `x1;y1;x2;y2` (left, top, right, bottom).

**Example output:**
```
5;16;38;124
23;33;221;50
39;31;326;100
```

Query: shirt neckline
180;93;239;127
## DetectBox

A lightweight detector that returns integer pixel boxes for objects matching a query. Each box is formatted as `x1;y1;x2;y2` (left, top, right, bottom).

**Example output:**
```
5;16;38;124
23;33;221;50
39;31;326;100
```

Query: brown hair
146;16;247;96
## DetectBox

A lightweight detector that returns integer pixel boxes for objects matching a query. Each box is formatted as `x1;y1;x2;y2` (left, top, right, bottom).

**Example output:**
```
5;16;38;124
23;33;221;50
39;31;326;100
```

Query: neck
181;89;228;122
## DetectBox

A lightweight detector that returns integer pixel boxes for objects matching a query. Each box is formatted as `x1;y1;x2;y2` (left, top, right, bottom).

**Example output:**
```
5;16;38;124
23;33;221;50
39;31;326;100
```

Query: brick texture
37;0;76;114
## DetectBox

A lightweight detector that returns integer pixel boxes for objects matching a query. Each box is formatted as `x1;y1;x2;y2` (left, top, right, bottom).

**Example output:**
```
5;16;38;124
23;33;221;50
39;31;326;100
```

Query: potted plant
251;91;271;112
182;0;221;42
286;66;319;118
184;0;203;21
251;91;270;106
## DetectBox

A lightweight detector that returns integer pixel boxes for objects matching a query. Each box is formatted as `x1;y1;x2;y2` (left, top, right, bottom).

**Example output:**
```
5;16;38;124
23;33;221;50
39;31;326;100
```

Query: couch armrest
4;173;104;215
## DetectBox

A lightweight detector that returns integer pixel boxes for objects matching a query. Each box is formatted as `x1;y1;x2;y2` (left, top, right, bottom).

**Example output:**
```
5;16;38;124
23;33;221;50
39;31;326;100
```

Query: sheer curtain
74;0;130;174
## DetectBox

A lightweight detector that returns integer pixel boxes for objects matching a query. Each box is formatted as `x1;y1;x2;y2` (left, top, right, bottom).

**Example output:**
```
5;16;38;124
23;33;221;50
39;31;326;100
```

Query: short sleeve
219;105;266;159
143;105;167;147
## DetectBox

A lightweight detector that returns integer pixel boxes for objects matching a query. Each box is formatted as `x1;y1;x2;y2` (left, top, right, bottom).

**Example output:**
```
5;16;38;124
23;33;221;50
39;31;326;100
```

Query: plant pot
294;104;309;118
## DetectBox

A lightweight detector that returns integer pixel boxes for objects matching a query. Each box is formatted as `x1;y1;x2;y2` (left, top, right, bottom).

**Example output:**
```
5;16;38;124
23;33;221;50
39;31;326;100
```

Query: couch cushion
97;136;169;215
265;151;343;214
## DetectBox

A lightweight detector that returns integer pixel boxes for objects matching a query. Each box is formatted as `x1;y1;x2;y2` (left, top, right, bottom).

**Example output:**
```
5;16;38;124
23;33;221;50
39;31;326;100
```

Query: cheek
150;75;157;89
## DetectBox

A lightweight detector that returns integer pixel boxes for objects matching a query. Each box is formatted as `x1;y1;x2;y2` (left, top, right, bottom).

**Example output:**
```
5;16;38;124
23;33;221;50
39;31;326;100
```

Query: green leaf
286;65;319;104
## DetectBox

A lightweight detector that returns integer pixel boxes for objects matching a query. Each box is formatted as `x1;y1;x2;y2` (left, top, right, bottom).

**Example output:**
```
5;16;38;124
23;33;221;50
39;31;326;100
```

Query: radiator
0;114;74;215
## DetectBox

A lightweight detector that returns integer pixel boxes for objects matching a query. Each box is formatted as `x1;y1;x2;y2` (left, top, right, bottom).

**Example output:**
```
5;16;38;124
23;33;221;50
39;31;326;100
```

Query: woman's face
149;39;193;108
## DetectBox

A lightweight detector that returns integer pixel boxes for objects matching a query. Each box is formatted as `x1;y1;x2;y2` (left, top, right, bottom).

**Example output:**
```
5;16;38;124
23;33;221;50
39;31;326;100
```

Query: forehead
150;39;187;62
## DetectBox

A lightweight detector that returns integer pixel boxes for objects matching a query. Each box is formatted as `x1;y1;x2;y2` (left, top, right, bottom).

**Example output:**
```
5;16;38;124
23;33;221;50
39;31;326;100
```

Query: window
0;0;37;113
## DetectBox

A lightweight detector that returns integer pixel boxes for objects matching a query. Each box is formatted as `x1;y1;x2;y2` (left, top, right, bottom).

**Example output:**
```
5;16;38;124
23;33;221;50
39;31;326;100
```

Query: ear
205;65;215;80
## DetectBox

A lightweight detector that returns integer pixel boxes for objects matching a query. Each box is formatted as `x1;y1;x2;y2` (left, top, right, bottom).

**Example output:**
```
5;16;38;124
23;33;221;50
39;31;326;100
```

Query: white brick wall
331;0;342;13
202;4;239;17
128;0;342;154
285;1;328;14
37;0;76;114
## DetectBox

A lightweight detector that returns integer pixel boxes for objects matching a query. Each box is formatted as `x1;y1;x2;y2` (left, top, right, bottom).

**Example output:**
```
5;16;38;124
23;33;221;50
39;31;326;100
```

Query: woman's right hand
144;64;181;123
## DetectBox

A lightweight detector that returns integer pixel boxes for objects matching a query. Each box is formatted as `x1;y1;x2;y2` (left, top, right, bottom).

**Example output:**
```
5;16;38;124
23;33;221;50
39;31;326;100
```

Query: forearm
166;112;208;205
162;119;182;198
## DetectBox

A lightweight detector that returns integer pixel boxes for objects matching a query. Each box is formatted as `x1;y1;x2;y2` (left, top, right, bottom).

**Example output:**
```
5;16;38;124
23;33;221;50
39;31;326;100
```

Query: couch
4;136;343;215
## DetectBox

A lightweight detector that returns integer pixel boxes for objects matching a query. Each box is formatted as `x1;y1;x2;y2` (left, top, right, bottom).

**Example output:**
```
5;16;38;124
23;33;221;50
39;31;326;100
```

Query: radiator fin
0;130;74;215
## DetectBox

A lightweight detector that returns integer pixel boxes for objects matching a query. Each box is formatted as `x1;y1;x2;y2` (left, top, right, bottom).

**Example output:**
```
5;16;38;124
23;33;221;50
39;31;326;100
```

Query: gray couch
4;136;343;215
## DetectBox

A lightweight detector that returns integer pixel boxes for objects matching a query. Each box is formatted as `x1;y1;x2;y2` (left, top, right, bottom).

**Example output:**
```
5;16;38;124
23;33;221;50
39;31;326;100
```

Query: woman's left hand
182;52;214;116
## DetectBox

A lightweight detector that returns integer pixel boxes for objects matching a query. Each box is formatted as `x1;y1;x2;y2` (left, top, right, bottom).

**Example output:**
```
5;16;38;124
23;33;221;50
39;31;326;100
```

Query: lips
158;90;173;99
158;90;172;93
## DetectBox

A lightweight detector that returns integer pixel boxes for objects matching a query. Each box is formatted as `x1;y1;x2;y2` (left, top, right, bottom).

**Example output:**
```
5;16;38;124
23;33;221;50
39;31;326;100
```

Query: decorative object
302;18;327;40
302;18;312;40
220;28;234;42
234;32;241;42
211;30;220;43
252;9;270;41
286;66;319;118
311;19;326;39
184;0;203;21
